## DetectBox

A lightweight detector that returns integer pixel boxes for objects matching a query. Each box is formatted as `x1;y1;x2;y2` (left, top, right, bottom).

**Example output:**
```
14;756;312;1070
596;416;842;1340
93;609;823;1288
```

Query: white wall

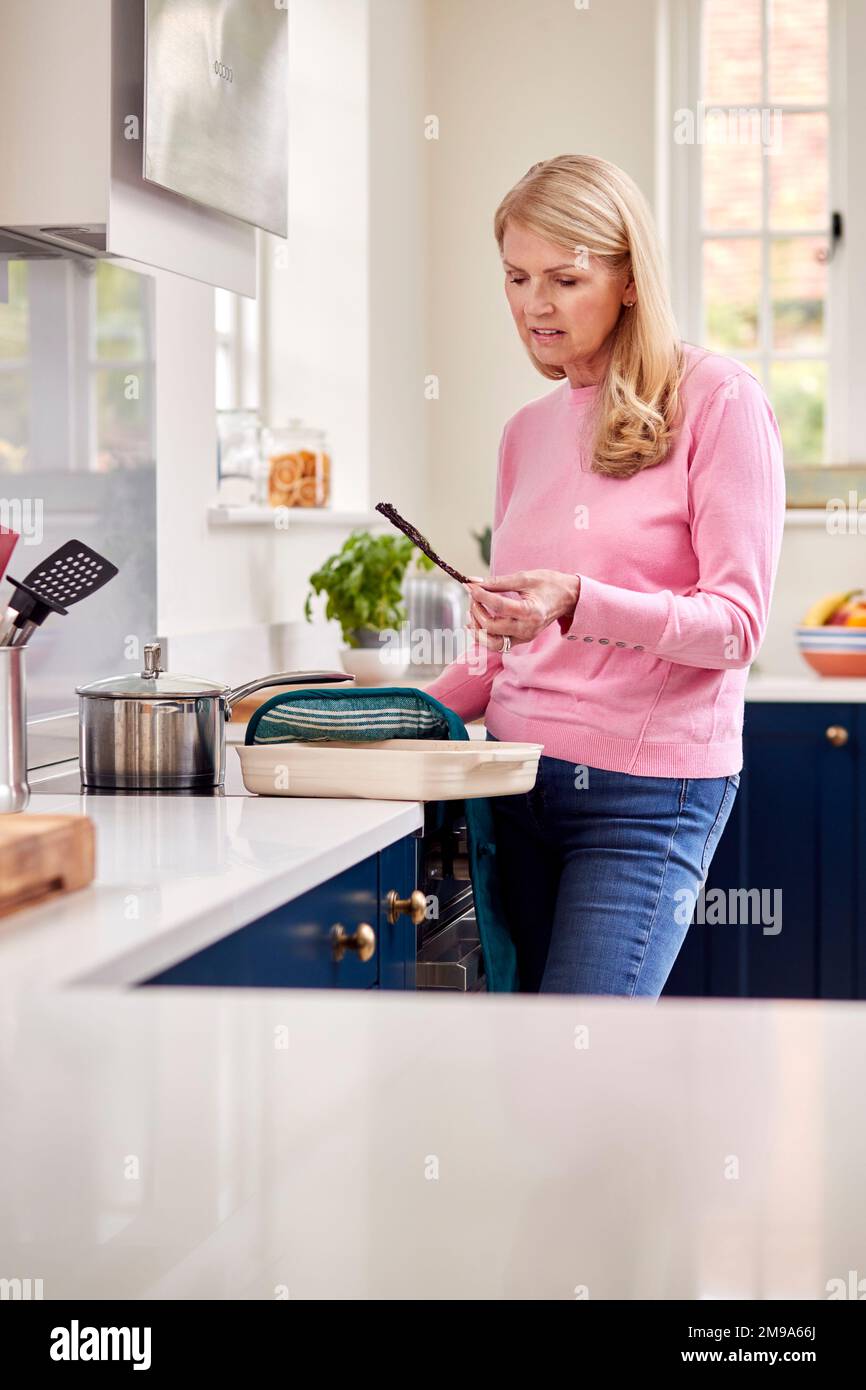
156;0;429;668
262;0;370;513
154;263;366;664
152;0;854;680
423;0;660;577
368;0;429;519
757;516;866;677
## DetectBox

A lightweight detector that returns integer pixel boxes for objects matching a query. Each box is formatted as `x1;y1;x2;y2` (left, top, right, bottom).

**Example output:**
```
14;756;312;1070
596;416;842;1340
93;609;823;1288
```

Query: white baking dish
234;738;543;801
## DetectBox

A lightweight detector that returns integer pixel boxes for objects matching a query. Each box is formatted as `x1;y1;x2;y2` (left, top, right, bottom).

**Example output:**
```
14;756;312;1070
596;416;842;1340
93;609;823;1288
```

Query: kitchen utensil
374;502;471;584
76;643;355;791
19;538;118;607
0;539;118;647
0;814;94;914
0;647;29;812
0;528;18;584
234;738;543;801
0;579;67;648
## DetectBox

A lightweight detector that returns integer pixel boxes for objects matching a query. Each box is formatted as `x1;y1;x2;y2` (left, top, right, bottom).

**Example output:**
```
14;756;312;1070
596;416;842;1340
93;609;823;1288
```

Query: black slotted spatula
21;539;118;608
0;539;118;647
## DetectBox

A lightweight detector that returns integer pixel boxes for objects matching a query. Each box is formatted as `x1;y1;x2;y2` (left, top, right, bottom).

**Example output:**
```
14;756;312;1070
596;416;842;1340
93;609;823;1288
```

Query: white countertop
0;985;863;1299
3;743;422;991
2;675;861;992
746;672;866;702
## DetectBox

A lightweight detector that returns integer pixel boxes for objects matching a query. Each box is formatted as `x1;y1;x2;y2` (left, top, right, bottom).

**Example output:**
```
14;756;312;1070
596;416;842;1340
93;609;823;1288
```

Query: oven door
416;806;486;991
417;907;486;991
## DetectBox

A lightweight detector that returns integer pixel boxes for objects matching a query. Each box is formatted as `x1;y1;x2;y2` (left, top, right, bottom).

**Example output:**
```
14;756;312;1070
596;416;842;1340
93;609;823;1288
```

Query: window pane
94;368;153;469
769;360;827;465
0;370;29;467
216;344;234;412
769;113;827;230
703;133;762;230
769;0;827;104
703;239;761;351
703;0;762;104
770;238;826;350
0;261;29;360
215;289;234;337
95;262;149;360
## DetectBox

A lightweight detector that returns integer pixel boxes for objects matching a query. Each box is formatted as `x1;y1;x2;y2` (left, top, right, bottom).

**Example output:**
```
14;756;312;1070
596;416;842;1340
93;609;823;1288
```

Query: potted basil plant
305;530;434;680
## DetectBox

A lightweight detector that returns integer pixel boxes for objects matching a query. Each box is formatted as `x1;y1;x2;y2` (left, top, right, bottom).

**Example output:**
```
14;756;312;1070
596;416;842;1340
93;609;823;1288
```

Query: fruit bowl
795;626;866;677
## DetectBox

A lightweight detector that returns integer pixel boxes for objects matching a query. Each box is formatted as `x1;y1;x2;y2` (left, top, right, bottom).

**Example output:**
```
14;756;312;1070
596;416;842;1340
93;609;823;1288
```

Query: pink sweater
425;344;786;777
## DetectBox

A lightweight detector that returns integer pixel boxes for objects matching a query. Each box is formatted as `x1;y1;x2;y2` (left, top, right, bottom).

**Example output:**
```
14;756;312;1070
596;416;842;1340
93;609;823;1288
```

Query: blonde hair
494;154;685;477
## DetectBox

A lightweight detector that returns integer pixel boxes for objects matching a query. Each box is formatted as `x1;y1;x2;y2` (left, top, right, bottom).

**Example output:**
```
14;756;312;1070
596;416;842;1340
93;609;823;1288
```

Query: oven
415;802;486;992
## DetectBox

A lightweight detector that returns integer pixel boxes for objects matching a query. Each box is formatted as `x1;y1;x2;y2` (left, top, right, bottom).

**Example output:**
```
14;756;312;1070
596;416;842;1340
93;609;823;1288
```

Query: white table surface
0;985;862;1300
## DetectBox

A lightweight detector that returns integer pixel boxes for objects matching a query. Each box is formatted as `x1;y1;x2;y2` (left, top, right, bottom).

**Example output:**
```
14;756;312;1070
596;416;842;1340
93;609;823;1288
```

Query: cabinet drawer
143;855;380;991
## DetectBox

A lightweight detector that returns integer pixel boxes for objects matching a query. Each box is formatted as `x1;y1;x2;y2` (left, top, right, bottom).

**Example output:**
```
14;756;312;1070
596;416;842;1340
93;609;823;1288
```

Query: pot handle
224;670;354;717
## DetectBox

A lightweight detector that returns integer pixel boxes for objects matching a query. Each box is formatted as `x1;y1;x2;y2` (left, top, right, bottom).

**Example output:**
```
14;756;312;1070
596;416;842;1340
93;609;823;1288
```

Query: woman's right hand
464;578;506;650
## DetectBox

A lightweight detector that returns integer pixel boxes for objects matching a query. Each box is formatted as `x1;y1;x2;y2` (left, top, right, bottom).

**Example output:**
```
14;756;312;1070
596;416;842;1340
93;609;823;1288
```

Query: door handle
330;922;376;962
386;888;427;925
825;725;849;747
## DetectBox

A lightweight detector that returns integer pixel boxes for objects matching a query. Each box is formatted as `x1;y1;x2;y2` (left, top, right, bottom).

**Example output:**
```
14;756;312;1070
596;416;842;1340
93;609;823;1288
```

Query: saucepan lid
76;642;230;700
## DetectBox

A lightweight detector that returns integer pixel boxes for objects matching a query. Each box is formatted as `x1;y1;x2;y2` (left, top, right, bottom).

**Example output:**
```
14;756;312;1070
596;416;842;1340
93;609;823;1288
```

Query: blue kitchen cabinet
142;832;420;991
664;702;866;1000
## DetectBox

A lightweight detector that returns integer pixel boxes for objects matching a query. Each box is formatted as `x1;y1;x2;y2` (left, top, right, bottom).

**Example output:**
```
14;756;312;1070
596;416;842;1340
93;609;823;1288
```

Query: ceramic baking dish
234;738;543;801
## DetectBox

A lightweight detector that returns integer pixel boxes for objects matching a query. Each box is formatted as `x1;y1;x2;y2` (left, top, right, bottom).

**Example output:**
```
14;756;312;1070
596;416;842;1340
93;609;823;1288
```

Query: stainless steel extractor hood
143;0;288;238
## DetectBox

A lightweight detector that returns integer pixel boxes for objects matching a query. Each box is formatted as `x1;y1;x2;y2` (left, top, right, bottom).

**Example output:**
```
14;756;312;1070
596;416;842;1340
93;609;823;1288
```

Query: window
0;256;154;473
0;251;156;719
0;261;31;470
668;0;851;477
89;262;155;471
215;244;261;413
701;0;830;466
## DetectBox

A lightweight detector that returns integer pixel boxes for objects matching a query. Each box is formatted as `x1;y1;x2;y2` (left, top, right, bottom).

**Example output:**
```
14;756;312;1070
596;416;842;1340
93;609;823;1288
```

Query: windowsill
207;504;841;531
783;509;831;526
206;503;381;529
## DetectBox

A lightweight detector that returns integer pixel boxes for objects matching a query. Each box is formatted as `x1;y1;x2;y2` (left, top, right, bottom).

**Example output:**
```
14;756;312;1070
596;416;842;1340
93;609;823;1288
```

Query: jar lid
76;643;230;700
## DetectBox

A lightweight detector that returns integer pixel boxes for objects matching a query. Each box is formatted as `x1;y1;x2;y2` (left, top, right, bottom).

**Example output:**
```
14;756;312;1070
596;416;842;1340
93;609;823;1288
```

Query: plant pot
341;628;410;683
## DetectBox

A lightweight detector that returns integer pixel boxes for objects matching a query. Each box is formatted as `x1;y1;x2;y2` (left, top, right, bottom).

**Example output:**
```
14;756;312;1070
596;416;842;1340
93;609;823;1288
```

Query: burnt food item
374;501;471;585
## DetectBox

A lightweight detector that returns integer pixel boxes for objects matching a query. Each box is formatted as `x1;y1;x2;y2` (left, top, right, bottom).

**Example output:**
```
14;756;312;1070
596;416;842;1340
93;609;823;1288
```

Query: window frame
664;0;865;502
215;232;262;414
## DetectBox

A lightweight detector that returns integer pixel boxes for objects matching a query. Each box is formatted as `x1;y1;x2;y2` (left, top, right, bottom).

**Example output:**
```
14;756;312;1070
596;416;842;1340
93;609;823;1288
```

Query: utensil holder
0;648;30;812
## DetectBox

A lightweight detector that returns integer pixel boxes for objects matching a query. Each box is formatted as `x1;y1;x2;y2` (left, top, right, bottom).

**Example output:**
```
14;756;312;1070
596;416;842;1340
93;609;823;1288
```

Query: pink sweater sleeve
558;371;786;670
423;429;508;721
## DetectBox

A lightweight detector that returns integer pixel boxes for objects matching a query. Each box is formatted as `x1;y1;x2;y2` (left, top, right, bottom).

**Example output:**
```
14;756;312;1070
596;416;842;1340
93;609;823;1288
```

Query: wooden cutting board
0;814;95;919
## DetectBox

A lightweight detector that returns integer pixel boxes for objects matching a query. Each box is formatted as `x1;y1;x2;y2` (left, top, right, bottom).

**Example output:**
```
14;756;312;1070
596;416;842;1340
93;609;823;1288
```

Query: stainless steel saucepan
76;642;353;791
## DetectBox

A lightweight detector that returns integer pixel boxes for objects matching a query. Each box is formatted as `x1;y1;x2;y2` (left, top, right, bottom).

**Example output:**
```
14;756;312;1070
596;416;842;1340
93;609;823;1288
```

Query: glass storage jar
261;419;331;509
216;409;267;505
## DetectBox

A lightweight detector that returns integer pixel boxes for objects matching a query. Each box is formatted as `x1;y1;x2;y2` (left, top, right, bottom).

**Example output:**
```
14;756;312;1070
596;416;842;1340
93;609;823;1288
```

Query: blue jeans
485;731;740;997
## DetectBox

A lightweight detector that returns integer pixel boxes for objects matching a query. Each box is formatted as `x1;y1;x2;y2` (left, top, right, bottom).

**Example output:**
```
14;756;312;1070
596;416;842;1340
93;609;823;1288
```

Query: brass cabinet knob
826;725;849;747
330;922;376;963
386;888;427;926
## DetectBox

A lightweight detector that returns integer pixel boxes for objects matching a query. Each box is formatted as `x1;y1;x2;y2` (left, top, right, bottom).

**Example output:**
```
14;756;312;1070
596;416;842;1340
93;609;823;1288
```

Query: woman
425;154;786;998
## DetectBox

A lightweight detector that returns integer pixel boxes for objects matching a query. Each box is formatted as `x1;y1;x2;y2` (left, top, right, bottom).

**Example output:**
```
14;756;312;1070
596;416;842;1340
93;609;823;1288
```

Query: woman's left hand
466;570;581;646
